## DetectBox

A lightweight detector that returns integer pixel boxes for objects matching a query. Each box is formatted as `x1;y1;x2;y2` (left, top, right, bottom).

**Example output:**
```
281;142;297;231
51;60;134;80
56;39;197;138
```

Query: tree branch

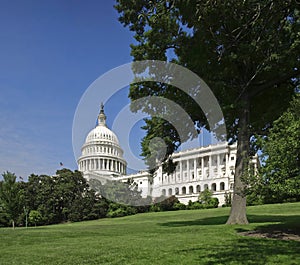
249;68;300;98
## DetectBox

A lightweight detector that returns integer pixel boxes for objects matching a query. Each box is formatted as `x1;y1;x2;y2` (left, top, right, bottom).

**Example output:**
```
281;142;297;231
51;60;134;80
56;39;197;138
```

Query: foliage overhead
115;0;300;224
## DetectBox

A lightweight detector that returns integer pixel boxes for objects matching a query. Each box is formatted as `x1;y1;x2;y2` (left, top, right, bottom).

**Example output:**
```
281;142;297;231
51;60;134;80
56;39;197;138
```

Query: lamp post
24;206;28;228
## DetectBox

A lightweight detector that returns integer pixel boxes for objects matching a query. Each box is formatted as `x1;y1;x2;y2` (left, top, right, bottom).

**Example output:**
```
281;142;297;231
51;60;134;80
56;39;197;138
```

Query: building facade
77;104;127;182
78;106;258;206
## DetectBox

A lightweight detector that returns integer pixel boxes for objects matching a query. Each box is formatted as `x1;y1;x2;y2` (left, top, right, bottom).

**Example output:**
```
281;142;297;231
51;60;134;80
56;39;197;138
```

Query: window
211;183;216;191
231;156;234;160
196;185;201;193
220;182;225;191
182;187;186;194
189;186;193;194
168;188;172;196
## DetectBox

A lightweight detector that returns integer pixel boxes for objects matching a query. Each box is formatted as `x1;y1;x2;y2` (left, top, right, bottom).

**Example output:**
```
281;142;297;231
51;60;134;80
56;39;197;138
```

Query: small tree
199;189;213;204
199;189;219;209
0;172;22;228
29;210;42;227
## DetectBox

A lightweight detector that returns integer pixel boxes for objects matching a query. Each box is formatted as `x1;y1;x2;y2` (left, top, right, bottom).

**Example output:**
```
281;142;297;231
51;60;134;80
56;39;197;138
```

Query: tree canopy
115;0;300;224
259;95;300;203
0;172;22;228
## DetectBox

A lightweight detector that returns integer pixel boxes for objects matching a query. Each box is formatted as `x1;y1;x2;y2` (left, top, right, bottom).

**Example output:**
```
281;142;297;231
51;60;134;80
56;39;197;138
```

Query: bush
173;202;186;210
106;203;137;218
149;204;161;212
187;201;204;210
198;190;219;209
206;198;219;209
159;196;180;211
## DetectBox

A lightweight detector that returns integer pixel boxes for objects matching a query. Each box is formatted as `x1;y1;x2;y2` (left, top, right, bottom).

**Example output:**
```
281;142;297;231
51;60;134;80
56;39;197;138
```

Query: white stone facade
78;106;258;206
77;104;127;183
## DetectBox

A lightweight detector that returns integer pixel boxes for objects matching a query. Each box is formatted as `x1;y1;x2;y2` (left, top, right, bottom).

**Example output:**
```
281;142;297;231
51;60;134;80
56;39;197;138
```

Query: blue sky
0;0;214;180
0;0;138;179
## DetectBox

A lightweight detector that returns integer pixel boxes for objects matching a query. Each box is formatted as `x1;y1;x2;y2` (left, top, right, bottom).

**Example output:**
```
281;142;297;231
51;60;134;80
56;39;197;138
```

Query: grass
1;202;300;265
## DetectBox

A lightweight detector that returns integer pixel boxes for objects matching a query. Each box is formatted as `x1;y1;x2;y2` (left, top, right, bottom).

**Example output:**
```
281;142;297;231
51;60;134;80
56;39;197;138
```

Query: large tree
115;0;300;224
259;95;300;203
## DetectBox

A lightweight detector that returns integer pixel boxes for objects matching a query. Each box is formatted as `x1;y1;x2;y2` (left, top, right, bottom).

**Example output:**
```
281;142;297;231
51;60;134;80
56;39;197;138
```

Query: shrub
198;190;219;208
187;201;204;210
173;202;186;210
106;203;137;218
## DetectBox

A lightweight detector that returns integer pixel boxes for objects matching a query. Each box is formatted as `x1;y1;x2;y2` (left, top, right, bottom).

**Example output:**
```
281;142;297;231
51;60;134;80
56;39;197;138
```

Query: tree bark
226;94;250;225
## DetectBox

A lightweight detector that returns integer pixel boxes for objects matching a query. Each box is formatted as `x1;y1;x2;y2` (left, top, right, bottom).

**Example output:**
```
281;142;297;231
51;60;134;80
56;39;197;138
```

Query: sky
0;0;139;179
0;0;214;180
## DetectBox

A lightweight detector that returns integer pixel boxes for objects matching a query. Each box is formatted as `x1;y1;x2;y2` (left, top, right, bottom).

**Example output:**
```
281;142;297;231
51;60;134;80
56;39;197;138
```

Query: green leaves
0;172;22;227
259;95;300;202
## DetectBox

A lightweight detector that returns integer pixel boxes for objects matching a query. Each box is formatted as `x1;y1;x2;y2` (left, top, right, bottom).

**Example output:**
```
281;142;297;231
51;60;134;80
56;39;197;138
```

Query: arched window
168;188;172;196
162;189;166;196
182;186;186;195
189;186;193;194
220;182;225;191
204;184;208;190
211;183;216;191
175;187;179;195
196;185;201;193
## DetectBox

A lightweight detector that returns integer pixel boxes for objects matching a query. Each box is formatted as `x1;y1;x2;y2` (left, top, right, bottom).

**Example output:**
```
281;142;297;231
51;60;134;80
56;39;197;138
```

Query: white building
77;104;127;182
78;105;258;206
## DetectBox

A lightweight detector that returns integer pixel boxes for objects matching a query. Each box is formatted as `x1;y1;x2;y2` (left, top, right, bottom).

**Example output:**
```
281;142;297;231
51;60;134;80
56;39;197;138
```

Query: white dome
85;125;119;145
78;103;127;179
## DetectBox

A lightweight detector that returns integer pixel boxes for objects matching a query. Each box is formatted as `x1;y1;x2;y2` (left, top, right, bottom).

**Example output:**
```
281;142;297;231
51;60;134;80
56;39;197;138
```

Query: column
180;160;183;183
209;155;212;177
217;154;220;177
187;159;190;181
194;158;197;181
225;153;229;176
201;157;204;179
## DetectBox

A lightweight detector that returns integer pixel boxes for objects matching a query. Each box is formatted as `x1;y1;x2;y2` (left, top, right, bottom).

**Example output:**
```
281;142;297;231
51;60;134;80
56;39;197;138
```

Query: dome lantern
97;102;107;127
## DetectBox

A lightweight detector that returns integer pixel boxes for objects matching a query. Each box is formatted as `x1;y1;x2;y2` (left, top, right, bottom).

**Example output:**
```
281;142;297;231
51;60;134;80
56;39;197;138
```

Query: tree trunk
12;220;15;229
226;95;250;225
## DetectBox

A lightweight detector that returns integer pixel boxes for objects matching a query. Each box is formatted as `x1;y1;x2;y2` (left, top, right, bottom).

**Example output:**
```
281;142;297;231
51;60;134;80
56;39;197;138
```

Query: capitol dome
78;103;127;181
85;124;119;145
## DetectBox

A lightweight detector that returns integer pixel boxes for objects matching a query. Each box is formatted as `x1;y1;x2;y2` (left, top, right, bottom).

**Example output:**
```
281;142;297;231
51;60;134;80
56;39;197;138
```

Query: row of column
84;146;121;157
79;158;126;174
162;153;229;184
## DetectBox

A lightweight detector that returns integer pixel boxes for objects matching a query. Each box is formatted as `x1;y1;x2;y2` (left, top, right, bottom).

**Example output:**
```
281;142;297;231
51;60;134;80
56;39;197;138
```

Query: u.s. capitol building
78;105;258;206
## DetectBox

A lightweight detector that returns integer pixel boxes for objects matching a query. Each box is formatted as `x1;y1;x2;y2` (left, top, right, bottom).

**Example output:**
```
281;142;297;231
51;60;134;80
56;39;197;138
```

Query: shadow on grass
159;214;300;229
194;236;300;264
159;215;228;227
167;215;300;264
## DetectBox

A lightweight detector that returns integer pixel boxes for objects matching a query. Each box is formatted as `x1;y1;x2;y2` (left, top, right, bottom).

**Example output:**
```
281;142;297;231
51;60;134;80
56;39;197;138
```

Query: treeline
0;169;110;227
0;169;220;228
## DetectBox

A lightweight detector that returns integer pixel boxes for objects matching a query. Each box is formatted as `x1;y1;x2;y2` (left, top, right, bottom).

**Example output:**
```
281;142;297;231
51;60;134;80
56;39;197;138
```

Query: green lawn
1;203;300;265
